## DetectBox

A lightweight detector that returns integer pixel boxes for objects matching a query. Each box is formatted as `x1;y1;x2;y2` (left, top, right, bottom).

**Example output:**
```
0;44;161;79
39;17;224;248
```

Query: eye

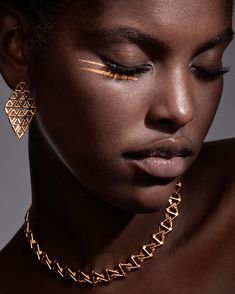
103;58;152;79
191;65;230;82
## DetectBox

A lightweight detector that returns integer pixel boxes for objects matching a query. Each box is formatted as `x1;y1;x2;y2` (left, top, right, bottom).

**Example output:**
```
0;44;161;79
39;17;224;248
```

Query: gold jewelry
24;181;182;286
4;80;37;139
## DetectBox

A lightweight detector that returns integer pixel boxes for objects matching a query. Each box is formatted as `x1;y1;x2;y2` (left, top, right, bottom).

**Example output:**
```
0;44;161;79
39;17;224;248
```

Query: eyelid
191;64;230;81
103;56;152;69
78;58;139;81
191;65;230;72
80;67;138;80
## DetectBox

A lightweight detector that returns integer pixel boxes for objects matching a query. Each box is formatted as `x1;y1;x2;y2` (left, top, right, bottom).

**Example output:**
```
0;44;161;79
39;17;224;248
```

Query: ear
0;3;32;90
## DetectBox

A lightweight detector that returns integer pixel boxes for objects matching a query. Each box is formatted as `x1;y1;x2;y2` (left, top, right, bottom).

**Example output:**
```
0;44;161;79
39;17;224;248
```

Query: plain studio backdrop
0;24;235;250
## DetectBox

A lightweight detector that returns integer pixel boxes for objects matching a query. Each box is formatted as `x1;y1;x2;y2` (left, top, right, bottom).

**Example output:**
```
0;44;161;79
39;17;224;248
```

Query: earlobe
0;4;31;90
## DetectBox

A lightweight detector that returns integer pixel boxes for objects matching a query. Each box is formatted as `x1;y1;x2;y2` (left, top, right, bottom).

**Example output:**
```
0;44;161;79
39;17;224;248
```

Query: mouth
123;147;192;160
123;138;194;179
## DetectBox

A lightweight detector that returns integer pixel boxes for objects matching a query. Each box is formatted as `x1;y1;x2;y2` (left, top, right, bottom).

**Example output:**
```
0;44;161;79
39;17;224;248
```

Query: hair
1;0;234;47
1;0;61;46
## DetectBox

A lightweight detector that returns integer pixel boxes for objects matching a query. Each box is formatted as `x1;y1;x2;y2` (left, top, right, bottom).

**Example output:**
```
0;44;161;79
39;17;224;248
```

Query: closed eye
79;58;150;80
102;58;152;78
191;65;230;82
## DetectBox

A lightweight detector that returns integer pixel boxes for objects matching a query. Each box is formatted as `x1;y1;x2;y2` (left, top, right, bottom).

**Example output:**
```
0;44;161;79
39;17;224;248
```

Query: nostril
158;118;181;133
146;118;181;134
145;113;193;134
145;92;194;132
158;118;174;126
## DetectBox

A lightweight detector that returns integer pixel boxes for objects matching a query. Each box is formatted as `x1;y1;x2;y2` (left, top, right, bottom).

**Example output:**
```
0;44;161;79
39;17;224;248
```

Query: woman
0;0;234;293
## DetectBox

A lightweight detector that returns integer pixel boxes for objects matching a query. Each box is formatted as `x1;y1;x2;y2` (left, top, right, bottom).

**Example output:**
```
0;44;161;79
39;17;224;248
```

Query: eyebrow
87;26;166;49
193;28;234;57
87;26;234;55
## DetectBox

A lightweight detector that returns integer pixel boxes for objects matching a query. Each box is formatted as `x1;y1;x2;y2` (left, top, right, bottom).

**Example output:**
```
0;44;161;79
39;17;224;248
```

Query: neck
27;121;181;275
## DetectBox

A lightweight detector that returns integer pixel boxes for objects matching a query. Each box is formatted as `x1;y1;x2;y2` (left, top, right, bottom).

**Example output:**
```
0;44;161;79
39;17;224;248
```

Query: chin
107;177;180;214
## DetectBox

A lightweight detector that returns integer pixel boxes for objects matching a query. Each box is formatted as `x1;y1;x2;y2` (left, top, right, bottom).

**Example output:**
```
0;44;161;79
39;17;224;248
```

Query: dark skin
0;0;235;293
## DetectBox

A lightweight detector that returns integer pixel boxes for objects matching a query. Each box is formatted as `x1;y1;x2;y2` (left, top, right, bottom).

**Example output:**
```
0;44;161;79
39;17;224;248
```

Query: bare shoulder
182;138;235;291
199;137;235;184
185;137;235;202
192;138;235;217
203;137;235;155
0;229;37;292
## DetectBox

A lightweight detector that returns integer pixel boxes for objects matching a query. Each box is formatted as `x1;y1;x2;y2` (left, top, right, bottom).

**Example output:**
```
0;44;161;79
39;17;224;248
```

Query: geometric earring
4;80;37;139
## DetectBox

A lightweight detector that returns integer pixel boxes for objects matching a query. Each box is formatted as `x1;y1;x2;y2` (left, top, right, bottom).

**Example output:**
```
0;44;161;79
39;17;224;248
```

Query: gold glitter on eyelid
78;59;104;67
80;67;138;81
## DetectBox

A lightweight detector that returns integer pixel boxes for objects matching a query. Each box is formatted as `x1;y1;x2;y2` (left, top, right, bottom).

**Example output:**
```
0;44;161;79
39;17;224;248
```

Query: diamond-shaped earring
4;80;37;139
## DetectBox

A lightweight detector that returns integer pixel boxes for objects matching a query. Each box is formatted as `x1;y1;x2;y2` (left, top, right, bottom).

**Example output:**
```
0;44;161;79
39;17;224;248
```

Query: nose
146;66;194;133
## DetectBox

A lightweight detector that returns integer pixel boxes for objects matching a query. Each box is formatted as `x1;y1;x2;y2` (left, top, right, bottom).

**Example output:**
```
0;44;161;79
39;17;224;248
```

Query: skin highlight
0;1;234;293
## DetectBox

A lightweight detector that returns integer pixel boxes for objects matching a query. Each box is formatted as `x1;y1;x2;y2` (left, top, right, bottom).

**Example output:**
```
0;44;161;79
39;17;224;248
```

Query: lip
123;137;193;178
129;156;186;178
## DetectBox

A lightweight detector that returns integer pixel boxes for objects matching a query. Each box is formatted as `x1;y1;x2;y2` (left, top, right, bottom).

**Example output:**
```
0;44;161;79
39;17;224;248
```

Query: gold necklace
24;181;182;286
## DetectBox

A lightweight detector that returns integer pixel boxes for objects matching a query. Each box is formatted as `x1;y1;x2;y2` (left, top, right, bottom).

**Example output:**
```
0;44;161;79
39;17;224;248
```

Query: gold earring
4;80;37;139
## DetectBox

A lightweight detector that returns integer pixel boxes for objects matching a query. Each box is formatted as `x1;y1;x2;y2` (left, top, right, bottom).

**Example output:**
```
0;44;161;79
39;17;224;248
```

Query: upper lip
123;137;194;160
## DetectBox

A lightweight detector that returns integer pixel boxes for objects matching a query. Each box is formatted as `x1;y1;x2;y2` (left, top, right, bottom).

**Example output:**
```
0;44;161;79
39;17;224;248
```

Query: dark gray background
0;28;234;250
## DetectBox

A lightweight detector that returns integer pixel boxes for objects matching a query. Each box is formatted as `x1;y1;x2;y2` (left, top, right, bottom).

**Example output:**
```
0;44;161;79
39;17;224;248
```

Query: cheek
193;78;223;141
31;54;151;190
38;56;152;155
31;56;168;213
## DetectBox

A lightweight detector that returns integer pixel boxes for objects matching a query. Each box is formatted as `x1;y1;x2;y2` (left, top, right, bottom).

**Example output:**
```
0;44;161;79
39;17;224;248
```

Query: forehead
98;0;228;16
66;0;231;39
60;0;232;54
76;0;231;24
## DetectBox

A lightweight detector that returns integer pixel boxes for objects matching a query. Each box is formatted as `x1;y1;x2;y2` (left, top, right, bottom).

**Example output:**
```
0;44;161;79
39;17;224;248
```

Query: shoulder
0;229;34;292
183;138;235;248
198;137;235;185
0;243;14;291
196;138;235;246
0;228;58;293
202;137;235;160
184;137;235;205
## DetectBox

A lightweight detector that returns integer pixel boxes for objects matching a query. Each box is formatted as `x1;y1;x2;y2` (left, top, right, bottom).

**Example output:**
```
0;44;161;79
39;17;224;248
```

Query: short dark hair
1;0;61;46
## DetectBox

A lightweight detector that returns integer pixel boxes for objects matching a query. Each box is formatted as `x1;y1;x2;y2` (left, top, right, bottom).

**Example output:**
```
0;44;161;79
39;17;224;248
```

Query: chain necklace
24;181;182;286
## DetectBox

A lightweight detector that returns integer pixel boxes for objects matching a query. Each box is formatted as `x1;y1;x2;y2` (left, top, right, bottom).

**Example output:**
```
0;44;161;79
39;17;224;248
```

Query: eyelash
80;58;230;82
104;59;230;82
103;59;151;79
191;65;230;81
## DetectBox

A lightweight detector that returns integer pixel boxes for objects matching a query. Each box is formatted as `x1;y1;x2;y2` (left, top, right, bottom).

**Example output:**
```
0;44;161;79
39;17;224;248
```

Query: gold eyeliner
78;59;138;81
78;59;104;67
80;67;138;81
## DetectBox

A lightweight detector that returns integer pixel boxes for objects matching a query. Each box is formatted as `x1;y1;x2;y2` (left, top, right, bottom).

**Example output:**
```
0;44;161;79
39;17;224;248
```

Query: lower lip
129;156;186;178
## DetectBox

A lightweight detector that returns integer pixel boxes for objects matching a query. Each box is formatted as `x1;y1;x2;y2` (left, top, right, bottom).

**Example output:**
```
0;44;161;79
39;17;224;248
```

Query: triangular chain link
24;181;182;286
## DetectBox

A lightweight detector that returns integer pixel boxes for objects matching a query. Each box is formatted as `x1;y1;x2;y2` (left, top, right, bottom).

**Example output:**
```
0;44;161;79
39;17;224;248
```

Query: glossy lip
123;137;194;179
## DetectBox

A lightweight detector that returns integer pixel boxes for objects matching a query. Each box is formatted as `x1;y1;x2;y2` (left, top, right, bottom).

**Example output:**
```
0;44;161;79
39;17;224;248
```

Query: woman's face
30;0;233;212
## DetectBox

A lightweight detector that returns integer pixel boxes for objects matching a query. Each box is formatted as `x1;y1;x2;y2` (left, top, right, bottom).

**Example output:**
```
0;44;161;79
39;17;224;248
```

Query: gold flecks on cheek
80;67;138;81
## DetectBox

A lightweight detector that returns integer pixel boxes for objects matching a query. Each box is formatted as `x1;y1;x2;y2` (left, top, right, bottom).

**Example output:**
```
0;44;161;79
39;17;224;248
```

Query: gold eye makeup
80;67;138;80
78;59;139;81
78;59;104;67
